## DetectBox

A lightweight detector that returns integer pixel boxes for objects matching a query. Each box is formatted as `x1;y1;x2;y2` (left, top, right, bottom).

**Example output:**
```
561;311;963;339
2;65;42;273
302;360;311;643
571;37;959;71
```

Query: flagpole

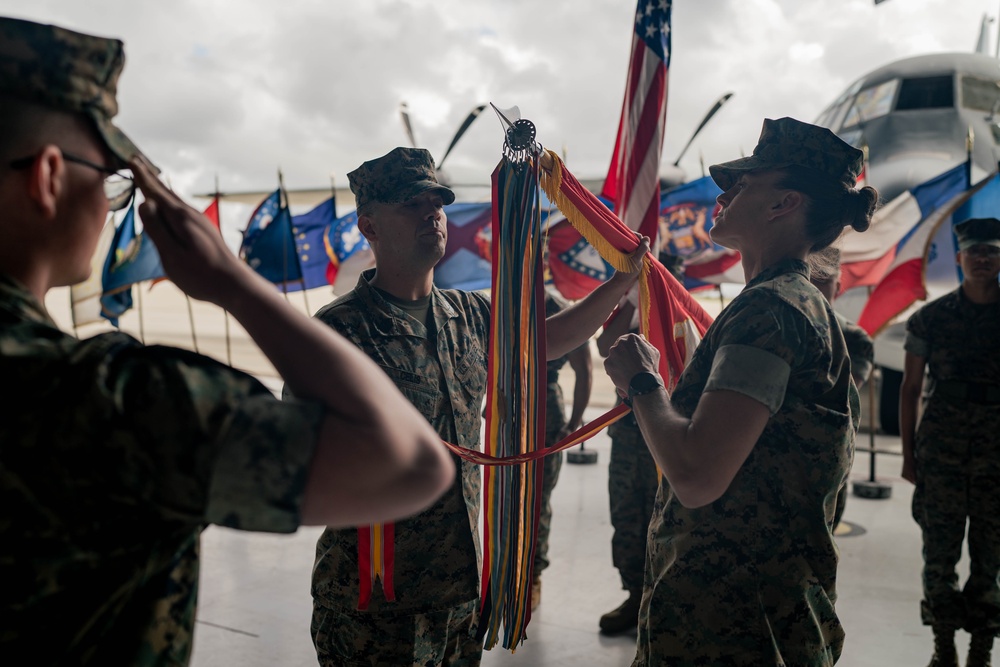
136;283;145;344
866;288;877;482
186;295;199;353
165;174;200;352
278;168;291;302
69;290;79;337
215;175;233;366
967;126;975;187
330;172;338;219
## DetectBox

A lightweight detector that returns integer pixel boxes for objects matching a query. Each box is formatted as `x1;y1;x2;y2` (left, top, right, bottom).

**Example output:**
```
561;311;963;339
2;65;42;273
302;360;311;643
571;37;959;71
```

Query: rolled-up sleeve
206;394;325;532
705;344;791;414
103;342;326;534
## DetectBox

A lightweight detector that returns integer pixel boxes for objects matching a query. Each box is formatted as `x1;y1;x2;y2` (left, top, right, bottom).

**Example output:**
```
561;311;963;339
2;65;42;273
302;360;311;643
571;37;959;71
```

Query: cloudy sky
2;0;997;208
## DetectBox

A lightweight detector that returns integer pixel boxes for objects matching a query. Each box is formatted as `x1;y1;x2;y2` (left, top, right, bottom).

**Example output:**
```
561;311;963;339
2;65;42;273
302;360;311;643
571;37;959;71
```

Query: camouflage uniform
839;314;874;387
905;287;1000;636
832;312;874;528
633;259;859;667
310;270;489;666
608;400;659;594
0;274;324;666
535;294;570;577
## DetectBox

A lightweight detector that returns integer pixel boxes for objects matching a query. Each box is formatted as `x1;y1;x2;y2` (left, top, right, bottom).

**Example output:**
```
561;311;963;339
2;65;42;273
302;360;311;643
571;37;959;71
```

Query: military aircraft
814;51;1000;202
813;50;1000;433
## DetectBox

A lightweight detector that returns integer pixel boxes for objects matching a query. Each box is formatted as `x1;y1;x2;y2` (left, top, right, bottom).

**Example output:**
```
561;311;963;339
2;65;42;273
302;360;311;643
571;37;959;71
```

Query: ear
25;145;65;220
768;190;804;221
357;213;378;245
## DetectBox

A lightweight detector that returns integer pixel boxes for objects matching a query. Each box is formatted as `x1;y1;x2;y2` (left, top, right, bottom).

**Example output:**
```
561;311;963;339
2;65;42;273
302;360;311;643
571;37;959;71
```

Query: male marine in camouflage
0;16;452;666
901;217;1000;667
306;147;646;666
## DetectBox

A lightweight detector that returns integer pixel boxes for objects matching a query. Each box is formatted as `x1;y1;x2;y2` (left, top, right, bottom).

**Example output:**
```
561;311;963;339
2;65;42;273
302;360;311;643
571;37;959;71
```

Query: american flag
602;0;672;241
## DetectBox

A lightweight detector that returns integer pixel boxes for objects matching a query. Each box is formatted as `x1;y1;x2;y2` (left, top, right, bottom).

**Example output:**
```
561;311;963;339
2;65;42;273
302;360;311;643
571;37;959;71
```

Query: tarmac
42;282;974;666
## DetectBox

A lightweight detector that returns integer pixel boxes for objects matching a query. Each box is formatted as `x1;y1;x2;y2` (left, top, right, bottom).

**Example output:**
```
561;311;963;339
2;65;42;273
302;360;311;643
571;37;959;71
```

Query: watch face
629;372;662;396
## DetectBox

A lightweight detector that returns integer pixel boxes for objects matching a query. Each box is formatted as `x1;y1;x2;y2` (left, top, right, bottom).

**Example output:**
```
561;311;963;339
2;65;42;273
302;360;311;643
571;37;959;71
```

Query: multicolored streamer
479;154;546;651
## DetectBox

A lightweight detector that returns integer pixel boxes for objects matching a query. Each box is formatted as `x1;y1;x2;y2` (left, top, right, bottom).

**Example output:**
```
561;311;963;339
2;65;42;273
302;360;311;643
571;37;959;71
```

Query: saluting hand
130;156;247;306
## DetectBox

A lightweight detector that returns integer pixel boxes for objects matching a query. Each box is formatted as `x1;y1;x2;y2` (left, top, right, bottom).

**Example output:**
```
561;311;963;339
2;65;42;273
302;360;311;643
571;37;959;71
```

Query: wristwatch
624;371;664;407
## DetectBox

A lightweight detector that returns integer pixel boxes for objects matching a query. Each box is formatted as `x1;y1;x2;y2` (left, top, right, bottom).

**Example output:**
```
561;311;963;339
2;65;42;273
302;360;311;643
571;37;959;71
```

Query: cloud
0;0;993;205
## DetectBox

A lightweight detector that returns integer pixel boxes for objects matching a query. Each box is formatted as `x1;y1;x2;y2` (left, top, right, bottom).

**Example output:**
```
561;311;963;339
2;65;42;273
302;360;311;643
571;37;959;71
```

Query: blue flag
240;189;304;287
282;199;370;292
100;201;166;326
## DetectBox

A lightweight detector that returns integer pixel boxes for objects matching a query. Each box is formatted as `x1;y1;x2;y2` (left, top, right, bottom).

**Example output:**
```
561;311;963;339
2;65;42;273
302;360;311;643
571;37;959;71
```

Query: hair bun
846;186;878;233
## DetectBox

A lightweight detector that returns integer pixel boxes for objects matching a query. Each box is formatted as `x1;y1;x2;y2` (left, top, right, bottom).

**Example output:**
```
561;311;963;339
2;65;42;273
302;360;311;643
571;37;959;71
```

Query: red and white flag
856;171;990;336
839;162;967;293
601;0;672;242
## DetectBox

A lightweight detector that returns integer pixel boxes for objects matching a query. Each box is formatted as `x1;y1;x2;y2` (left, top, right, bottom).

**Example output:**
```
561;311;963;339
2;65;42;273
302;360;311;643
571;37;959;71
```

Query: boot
967;633;995;667
599;589;642;635
926;627;958;667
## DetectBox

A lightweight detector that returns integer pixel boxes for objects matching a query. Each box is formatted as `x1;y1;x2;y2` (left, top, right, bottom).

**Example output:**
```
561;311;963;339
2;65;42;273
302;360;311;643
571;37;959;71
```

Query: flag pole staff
278;168;291;302
215;174;232;365
867;285;876;481
860;140;874;481
185;289;199;353
167;175;199;353
967;126;975;188
297;179;317;316
69;289;78;337
330;172;338;219
995;1;999;59
136;283;145;344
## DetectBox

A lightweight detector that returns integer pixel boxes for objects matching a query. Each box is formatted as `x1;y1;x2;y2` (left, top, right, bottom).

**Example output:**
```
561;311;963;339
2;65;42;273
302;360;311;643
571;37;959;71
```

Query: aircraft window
960;76;1000;114
817;78;863;128
843;79;898;128
829;100;853;132
895;75;954;110
838;129;863;148
814;107;834;127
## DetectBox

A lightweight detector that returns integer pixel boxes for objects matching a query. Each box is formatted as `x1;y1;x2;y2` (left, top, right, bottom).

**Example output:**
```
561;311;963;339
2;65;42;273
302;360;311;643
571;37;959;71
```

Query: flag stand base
567;445;598;465
852;479;892;500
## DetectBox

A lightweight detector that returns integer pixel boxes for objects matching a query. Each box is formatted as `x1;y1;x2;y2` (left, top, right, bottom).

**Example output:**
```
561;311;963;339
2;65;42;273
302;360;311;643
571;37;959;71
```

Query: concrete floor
188;403;972;666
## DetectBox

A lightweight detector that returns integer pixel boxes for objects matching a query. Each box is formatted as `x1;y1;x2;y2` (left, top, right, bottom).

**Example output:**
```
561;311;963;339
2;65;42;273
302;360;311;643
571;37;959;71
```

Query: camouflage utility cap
710;117;863;192
349;147;456;210
955;217;1000;251
0;16;145;166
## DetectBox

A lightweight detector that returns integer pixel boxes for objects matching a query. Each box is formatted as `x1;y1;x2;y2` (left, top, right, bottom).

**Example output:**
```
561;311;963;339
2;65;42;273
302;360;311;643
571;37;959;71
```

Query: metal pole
868;369;877;481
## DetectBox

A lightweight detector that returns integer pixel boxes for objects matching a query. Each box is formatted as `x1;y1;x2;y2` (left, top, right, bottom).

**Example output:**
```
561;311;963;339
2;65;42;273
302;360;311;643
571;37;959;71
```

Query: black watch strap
624;371;664;407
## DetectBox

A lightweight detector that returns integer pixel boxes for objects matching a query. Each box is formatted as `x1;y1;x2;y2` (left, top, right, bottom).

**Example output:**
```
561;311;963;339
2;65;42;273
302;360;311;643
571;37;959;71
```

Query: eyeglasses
9;150;135;212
